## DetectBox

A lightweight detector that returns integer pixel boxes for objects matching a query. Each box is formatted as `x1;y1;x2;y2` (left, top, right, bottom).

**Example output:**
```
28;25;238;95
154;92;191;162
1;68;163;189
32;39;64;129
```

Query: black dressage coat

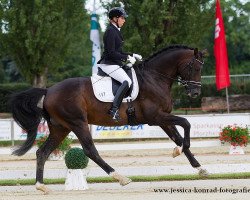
99;23;131;66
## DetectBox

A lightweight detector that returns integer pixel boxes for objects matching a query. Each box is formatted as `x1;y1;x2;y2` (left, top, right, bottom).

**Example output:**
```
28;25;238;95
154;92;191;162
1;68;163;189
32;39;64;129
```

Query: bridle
139;56;204;88
178;57;204;87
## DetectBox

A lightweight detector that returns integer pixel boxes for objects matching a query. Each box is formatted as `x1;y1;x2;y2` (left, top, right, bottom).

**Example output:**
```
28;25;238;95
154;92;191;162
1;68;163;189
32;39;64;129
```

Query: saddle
91;65;139;103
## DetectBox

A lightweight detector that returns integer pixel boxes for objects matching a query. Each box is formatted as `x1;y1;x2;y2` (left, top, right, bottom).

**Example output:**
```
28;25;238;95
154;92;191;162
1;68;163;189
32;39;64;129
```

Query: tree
102;0;249;75
103;0;214;56
222;0;250;74
0;0;89;87
0;57;23;83
199;0;250;75
49;22;93;82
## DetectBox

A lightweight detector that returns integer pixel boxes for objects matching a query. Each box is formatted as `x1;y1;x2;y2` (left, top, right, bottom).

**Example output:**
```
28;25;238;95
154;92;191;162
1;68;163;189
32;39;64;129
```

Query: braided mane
142;44;194;63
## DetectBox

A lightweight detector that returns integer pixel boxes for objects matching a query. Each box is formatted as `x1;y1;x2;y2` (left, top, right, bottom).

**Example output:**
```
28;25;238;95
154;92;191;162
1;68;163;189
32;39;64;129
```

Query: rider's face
117;16;125;27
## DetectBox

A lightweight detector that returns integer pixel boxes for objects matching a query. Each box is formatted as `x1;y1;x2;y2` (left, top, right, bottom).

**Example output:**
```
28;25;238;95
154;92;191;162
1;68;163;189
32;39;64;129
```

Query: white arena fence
201;74;250;84
0;113;249;142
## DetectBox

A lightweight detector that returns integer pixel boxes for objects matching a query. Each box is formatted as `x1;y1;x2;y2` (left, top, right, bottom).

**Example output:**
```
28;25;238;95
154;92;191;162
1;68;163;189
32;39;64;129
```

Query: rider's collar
111;22;121;31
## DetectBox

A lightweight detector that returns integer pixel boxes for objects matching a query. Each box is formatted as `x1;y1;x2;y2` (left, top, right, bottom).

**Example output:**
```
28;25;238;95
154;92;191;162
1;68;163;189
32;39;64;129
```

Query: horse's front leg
154;112;191;151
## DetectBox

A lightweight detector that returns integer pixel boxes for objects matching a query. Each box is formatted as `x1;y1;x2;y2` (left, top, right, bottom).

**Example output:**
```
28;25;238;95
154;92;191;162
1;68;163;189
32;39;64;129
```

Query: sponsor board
92;125;165;139
0;113;249;140
0;120;11;140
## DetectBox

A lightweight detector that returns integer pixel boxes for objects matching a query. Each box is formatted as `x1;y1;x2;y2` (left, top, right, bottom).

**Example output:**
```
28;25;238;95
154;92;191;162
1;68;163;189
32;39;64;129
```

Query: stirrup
108;109;121;122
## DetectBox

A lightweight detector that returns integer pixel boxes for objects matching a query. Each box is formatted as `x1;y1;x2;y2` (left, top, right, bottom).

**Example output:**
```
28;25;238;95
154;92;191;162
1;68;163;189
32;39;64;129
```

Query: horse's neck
135;60;177;100
136;51;185;96
146;54;179;82
135;49;193;101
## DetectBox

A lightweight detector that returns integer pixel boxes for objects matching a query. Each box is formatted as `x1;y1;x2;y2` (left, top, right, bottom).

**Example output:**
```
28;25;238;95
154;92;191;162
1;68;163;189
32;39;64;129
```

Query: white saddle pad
91;68;139;102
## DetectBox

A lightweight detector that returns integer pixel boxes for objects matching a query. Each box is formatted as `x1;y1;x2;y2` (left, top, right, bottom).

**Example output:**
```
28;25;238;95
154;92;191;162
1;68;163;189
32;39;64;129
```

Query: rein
139;57;204;87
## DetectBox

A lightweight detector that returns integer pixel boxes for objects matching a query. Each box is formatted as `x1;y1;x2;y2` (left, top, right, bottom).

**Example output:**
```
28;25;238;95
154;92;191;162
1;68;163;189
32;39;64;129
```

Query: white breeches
98;64;132;87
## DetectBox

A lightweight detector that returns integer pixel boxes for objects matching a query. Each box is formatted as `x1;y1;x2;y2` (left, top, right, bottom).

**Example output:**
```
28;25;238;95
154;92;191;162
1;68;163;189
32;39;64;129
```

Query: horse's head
136;45;207;101
178;48;206;98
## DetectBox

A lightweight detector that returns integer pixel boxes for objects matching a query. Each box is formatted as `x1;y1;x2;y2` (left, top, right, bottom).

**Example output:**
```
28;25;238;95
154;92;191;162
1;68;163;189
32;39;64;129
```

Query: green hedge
0;83;31;112
172;81;250;109
0;81;250;112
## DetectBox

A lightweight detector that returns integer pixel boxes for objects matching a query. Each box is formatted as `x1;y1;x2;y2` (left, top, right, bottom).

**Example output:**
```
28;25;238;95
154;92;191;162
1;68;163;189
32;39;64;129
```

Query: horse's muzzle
186;86;201;98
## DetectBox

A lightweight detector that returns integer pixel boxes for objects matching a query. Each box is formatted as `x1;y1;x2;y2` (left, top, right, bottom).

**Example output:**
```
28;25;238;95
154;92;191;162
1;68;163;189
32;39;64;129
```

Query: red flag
214;0;230;90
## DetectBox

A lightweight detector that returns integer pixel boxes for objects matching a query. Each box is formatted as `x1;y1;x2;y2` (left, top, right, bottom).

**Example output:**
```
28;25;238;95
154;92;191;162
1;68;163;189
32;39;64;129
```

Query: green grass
1;172;250;186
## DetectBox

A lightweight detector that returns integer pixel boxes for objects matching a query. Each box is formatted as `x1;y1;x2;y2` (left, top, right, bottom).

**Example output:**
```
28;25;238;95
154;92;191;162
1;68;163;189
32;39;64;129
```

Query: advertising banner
0;120;11;140
91;114;250;139
0;114;249;141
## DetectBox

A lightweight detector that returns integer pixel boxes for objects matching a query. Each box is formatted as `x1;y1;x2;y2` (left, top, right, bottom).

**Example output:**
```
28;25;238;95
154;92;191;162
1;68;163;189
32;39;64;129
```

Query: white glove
126;63;133;68
133;53;142;61
127;55;136;65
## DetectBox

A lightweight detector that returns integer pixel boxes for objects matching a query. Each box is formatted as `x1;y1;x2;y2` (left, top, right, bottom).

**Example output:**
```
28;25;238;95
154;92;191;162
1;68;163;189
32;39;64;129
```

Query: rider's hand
126;63;133;68
133;53;142;61
127;55;136;65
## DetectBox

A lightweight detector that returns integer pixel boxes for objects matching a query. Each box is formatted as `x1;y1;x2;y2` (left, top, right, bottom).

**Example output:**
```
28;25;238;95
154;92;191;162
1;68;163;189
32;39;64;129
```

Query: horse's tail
10;88;47;156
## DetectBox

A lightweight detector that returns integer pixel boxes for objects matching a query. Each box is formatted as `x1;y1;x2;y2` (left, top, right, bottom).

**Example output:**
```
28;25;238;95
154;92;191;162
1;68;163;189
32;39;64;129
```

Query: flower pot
229;145;245;155
65;169;89;190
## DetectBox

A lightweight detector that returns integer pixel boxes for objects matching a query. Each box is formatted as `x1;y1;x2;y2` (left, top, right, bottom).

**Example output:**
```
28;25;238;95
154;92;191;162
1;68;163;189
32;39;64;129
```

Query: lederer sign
92;125;163;139
0;113;249;140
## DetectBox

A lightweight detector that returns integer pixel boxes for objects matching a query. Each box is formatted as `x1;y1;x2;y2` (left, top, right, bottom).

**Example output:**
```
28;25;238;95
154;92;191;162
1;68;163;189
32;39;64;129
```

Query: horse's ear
201;49;209;57
194;48;199;58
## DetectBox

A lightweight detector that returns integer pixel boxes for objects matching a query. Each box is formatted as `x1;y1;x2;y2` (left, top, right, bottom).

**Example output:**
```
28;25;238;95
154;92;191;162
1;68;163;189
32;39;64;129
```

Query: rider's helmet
108;7;128;19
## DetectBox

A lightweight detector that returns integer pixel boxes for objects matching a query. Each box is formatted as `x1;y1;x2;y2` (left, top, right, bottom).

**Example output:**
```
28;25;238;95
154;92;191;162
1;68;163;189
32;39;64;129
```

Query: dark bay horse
10;45;208;193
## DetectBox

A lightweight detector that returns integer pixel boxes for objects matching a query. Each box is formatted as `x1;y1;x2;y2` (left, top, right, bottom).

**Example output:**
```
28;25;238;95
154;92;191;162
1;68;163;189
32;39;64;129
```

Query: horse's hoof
35;182;51;194
173;146;182;158
110;171;132;186
197;167;209;177
119;177;132;186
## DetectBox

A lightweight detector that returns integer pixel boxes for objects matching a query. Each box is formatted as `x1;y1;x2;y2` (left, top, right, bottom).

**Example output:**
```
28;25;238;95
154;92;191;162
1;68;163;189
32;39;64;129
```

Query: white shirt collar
111;22;121;31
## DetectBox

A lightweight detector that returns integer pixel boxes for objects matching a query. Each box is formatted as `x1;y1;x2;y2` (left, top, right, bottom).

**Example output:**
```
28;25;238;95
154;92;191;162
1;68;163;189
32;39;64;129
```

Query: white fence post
11;119;15;146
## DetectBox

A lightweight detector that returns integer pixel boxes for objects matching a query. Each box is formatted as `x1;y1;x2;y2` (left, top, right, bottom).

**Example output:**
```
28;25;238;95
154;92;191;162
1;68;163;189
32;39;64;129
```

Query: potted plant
64;147;89;190
219;125;250;155
36;134;73;160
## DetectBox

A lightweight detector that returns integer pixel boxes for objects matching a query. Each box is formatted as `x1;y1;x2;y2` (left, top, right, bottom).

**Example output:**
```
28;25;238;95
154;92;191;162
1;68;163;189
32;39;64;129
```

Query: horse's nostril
192;93;199;98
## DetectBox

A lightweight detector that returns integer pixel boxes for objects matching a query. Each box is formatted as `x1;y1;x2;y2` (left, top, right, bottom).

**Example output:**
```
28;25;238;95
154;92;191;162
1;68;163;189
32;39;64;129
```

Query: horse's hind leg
69;120;131;186
35;124;70;194
161;125;209;177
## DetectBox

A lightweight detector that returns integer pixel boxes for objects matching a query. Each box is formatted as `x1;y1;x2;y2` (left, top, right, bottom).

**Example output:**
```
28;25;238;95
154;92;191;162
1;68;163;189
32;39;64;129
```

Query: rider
98;7;142;121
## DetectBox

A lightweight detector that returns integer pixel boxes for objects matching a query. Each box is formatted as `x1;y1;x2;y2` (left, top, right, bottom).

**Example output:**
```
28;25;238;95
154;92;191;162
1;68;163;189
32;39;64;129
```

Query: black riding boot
109;81;130;122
